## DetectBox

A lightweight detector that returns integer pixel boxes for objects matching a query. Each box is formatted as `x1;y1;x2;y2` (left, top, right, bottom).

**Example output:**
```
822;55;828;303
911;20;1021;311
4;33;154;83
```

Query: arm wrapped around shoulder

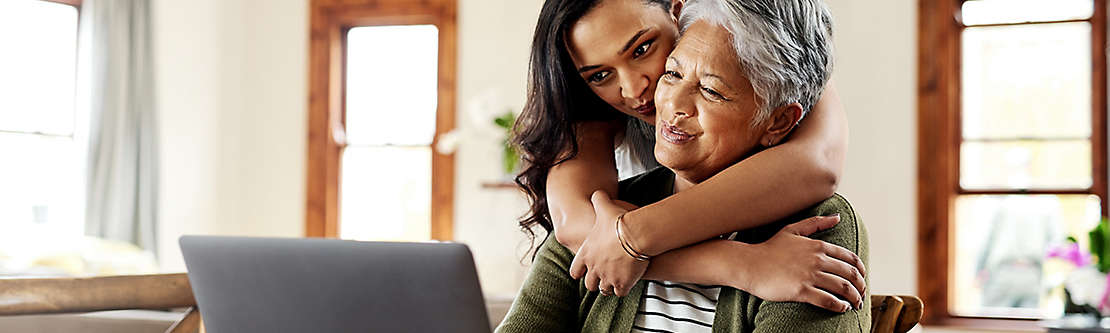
753;194;871;333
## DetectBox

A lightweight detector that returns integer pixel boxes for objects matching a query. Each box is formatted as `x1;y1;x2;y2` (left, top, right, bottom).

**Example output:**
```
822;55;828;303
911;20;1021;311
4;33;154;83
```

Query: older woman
497;0;869;332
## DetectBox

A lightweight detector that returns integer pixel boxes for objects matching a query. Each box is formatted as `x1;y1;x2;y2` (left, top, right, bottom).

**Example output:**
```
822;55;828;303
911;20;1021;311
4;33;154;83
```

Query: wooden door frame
306;0;457;240
916;0;961;325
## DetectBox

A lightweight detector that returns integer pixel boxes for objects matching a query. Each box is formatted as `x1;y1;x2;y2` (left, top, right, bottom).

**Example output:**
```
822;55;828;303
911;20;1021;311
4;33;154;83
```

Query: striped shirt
631;232;736;333
632;280;722;332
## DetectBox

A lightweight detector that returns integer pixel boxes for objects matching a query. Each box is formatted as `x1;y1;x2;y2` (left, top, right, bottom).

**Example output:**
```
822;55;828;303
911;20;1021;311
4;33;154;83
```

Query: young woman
513;0;862;312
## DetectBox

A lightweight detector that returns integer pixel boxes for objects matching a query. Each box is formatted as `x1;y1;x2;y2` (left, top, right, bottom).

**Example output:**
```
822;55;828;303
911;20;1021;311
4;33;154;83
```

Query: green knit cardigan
496;167;871;333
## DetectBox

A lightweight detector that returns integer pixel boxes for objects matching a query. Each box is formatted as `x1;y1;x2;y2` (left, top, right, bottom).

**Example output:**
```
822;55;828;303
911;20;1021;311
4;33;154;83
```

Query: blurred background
1;0;1106;332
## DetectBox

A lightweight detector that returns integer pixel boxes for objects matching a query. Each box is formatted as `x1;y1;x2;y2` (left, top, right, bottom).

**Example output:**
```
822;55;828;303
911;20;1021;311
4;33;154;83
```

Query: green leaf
494;111;516;129
1091;218;1110;273
502;140;518;174
490;110;519;174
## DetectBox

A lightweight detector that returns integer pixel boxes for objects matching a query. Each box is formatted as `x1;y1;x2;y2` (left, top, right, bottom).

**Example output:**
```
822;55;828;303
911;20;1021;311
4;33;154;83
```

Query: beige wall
150;0;960;330
826;0;918;296
150;0;538;296
153;0;307;270
452;0;543;297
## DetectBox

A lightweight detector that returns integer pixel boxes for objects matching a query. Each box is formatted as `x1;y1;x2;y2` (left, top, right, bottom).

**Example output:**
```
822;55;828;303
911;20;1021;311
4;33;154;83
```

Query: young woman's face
567;0;679;124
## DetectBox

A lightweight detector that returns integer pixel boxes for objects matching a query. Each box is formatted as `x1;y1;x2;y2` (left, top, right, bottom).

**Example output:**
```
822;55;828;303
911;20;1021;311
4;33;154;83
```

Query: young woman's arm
570;196;864;312
640;216;863;312
545;121;621;252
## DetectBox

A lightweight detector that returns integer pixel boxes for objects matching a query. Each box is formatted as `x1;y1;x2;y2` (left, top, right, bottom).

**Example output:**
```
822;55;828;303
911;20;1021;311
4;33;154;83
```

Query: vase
1066;288;1104;318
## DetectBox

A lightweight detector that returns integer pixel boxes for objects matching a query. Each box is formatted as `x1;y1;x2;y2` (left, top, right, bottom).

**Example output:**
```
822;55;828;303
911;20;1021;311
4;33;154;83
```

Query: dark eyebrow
578;65;602;74
578;29;650;74
619;28;651;55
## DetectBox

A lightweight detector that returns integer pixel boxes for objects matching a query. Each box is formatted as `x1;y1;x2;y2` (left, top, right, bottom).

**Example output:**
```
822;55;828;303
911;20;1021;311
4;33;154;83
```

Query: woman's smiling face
566;0;679;124
653;20;764;185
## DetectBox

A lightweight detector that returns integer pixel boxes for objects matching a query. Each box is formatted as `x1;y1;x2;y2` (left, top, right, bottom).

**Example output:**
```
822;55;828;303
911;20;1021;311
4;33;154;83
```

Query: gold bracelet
615;213;651;261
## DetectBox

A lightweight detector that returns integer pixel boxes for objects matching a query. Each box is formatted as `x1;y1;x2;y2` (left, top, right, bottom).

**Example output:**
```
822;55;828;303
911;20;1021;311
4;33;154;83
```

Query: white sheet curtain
82;0;158;252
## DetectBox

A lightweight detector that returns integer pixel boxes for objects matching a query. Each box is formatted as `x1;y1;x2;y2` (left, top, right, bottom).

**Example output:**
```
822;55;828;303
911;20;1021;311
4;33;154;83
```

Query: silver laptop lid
180;236;490;333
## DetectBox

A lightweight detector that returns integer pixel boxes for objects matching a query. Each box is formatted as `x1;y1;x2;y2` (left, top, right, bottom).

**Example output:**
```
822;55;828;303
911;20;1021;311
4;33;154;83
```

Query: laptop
179;236;491;333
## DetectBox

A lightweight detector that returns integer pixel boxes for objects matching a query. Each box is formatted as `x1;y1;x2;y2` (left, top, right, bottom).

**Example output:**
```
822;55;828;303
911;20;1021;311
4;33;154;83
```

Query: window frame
917;0;1108;326
306;0;457;240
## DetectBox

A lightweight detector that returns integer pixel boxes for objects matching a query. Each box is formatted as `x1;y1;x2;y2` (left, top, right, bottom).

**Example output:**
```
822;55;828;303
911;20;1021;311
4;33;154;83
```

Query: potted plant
1051;218;1110;320
493;110;519;177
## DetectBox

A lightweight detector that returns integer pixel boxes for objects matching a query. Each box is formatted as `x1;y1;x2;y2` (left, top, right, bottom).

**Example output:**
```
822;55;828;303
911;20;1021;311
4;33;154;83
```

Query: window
0;0;84;237
341;25;439;241
919;0;1107;325
306;0;457;241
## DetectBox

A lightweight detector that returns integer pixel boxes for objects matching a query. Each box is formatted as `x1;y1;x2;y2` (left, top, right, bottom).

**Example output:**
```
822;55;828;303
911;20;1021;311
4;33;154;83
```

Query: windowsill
925;317;1046;332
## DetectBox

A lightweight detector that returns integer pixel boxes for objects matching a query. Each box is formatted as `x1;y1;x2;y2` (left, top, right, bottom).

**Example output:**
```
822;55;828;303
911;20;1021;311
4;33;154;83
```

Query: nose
619;71;649;101
656;82;695;122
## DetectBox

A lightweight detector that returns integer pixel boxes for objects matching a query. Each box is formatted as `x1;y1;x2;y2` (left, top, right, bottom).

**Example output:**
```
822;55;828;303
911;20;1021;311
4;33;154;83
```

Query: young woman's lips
633;101;655;116
661;124;696;144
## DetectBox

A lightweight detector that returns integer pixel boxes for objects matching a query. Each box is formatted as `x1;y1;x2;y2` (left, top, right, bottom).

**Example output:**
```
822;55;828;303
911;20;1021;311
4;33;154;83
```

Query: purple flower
1047;242;1094;267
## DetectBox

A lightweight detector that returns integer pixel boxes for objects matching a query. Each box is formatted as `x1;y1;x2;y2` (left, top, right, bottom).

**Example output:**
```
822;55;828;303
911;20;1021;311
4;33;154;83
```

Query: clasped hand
568;191;645;297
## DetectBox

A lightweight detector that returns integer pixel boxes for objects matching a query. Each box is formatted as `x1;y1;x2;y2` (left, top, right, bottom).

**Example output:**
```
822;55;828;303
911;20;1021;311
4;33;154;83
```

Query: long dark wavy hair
513;0;672;256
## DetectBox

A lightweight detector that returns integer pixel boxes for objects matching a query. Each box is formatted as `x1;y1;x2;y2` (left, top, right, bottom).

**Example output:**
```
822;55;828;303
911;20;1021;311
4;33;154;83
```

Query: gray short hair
679;0;834;125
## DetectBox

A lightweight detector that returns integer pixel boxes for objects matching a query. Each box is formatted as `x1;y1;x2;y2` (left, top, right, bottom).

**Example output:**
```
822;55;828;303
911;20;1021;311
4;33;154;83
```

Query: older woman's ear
760;103;805;146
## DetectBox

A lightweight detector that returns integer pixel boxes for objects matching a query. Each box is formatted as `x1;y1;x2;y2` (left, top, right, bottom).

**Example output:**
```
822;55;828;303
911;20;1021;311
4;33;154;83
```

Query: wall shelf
480;181;517;190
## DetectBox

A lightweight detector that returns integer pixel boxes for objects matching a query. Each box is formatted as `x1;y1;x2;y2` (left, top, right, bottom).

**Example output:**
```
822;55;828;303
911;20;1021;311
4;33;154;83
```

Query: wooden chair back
870;294;924;333
0;273;200;333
